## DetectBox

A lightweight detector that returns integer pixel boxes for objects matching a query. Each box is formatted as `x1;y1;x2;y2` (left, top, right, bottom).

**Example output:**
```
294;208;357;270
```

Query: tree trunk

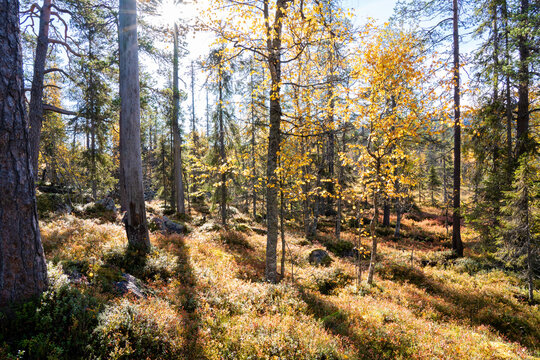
251;59;257;219
394;205;402;238
264;0;288;284
280;187;285;279
366;217;377;285
516;0;529;159
172;24;185;215
452;0;463;257
382;199;390;227
219;62;227;226
119;0;150;253
28;0;52;181
0;0;48;306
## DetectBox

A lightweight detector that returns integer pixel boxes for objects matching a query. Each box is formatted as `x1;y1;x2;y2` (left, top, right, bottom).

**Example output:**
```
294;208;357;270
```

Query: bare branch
43;103;77;116
49;38;83;57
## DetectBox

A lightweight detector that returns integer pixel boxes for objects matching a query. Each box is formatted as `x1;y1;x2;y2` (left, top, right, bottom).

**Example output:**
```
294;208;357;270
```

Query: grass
0;204;538;359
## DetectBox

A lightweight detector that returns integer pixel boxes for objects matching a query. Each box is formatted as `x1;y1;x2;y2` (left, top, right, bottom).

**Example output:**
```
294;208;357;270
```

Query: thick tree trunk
452;0;463;257
29;0;52;181
119;0;150;253
0;0;48;306
172;24;185;215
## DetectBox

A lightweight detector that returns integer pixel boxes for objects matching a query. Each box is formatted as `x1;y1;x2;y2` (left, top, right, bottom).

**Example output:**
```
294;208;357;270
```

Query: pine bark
119;0;150;252
516;0;530;159
28;0;52;180
0;0;48;306
452;0;463;257
172;24;185;215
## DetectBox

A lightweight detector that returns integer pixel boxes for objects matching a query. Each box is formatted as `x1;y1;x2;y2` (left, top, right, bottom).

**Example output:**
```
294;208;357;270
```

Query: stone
162;216;186;234
96;197;116;212
308;249;332;266
115;273;146;298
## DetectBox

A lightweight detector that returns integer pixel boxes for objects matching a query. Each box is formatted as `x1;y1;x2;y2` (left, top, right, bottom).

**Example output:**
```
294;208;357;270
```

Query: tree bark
516;0;530;159
452;0;463;257
119;0;150;253
28;0;52;181
0;0;48;306
172;23;185;215
265;0;289;283
218;59;227;226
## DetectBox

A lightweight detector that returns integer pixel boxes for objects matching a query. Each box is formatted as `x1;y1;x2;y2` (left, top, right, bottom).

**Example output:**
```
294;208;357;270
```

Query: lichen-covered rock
308;249;332;266
115;273;147;298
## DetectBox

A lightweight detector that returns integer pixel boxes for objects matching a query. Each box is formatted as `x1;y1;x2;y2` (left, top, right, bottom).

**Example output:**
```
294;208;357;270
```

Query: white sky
153;0;399;133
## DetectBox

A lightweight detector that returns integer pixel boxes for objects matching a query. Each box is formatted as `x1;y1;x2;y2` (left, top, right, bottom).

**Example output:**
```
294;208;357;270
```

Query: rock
150;216;186;234
96;197;116;212
227;206;240;216
162;216;186;234
308;249;332;266
199;221;222;232
115;273;146;298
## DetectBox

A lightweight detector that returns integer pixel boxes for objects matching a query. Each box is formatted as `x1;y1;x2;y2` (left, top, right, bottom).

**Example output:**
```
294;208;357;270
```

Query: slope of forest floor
1;200;539;359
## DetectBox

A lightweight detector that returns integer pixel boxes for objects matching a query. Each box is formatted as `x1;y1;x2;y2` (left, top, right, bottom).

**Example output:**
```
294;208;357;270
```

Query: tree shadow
160;234;205;359
379;262;540;350
298;287;416;359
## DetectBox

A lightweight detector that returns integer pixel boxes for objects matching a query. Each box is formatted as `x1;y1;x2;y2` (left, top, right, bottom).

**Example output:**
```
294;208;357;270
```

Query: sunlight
151;0;205;28
155;0;182;27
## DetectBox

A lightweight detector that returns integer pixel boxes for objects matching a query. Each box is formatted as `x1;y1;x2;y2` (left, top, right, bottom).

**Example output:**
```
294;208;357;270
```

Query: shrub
219;230;252;249
92;298;184;360
204;314;351;360
0;263;101;359
305;267;353;295
324;239;355;257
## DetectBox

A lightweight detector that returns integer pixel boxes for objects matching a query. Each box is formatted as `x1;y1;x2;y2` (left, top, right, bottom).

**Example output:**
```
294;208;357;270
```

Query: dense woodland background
0;0;539;358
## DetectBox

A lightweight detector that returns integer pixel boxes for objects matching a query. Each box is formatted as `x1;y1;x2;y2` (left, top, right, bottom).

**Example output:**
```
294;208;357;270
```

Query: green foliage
0;263;101;360
306;267;353;295
92;299;184;360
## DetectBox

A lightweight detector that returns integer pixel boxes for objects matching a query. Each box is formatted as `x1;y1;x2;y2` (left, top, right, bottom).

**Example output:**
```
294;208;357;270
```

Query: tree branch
48;38;83;57
43;103;77;116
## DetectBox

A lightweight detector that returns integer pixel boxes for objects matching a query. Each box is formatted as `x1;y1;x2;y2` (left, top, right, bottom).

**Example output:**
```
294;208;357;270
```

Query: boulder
96;197;116;212
150;216;186;234
199;221;222;232
308;249;332;266
115;273;146;299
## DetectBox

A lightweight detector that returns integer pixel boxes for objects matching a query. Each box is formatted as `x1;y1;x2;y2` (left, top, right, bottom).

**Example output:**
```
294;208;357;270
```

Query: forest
0;0;539;358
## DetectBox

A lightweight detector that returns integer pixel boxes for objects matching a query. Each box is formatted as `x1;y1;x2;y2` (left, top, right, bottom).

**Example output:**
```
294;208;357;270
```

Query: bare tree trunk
119;0;150;253
382;199;390;227
264;0;289;283
219;61;227;226
516;0;530;159
251;59;257;219
0;0;48;306
335;133;345;239
366;216;377;285
28;0;52;181
172;24;185;215
280;187;285;279
452;0;463;257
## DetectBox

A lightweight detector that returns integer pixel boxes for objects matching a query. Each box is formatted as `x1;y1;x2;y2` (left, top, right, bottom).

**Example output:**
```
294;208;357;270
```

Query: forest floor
1;198;539;359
